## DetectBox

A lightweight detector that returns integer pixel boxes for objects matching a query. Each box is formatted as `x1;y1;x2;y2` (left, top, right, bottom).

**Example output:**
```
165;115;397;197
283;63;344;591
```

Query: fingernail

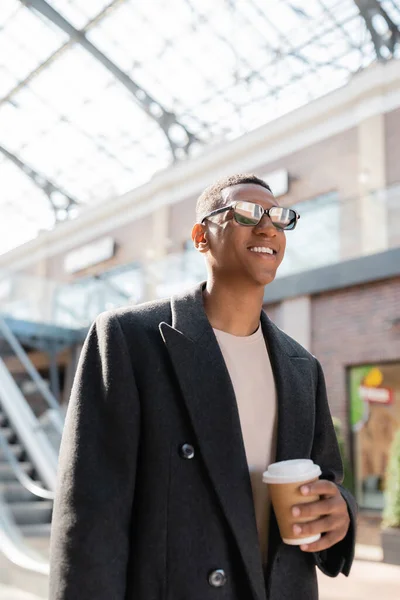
300;485;309;495
300;544;309;551
292;507;301;517
293;525;302;535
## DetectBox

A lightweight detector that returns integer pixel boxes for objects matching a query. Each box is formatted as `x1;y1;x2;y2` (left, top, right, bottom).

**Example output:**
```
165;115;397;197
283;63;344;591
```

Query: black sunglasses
201;201;300;231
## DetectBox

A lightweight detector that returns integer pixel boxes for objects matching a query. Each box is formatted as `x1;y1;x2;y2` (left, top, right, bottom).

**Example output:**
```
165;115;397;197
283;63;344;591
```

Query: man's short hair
196;173;272;223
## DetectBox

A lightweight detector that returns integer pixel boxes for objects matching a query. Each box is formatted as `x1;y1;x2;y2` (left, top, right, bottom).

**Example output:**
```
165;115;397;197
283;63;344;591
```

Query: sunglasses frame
201;201;300;231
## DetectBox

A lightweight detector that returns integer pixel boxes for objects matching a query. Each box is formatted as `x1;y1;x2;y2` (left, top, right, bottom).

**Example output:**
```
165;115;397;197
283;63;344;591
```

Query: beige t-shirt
213;325;277;564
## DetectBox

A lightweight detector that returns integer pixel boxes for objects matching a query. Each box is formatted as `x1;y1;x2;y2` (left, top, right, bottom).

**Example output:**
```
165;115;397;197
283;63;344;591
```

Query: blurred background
0;1;400;598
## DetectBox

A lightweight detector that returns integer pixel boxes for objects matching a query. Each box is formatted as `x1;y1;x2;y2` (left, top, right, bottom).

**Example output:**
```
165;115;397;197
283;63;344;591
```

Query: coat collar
159;282;314;600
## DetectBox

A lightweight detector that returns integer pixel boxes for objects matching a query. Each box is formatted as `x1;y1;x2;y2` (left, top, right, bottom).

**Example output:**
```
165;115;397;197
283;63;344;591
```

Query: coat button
208;569;227;587
179;443;195;459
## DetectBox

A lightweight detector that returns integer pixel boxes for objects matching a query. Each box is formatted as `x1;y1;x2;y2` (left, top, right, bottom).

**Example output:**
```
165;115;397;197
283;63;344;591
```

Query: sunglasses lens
233;202;298;230
234;201;261;226
269;207;298;230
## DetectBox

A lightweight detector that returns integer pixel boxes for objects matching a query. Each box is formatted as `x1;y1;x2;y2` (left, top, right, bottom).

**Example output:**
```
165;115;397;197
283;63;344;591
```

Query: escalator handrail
0;492;49;576
0;317;63;434
0;428;54;501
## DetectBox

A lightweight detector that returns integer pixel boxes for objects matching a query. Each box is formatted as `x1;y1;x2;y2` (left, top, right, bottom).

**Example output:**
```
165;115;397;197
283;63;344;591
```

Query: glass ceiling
1;0;400;256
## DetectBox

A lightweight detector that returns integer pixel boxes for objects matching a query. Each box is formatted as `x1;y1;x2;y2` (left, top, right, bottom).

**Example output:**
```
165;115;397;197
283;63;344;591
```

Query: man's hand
291;480;350;552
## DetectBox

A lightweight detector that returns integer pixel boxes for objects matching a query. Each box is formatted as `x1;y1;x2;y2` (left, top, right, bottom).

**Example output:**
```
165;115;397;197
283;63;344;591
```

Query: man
50;174;356;600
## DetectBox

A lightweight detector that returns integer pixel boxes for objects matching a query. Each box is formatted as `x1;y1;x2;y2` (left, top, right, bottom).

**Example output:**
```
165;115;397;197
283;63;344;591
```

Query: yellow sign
364;368;383;388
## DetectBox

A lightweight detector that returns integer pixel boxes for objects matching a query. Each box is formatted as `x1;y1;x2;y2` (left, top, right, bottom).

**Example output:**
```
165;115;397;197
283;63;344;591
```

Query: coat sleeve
310;358;357;578
49;312;140;599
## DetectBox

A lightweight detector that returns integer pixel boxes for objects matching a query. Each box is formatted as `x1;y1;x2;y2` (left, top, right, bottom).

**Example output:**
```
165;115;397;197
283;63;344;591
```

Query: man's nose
255;213;277;235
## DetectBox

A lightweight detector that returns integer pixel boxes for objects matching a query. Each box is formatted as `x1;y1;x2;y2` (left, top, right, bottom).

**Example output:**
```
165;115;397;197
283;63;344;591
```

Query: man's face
197;183;286;287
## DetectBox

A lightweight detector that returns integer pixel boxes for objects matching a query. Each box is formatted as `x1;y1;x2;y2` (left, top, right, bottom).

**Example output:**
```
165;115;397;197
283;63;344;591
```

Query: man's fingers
299;529;345;553
292;515;340;538
290;482;350;553
299;479;338;498
292;497;336;520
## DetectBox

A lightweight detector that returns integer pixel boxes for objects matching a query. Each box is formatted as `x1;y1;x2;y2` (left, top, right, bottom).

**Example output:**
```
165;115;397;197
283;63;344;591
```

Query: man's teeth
250;247;274;254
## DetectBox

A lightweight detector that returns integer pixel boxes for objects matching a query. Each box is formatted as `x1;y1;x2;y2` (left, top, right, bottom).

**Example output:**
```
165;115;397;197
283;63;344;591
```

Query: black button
179;443;195;459
208;569;227;587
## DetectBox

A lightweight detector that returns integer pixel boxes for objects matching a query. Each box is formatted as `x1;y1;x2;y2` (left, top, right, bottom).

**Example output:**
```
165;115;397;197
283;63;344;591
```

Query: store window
277;192;340;278
349;363;400;511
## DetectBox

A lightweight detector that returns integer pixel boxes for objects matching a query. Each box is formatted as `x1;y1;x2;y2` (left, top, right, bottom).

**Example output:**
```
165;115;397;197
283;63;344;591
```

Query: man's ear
192;223;209;253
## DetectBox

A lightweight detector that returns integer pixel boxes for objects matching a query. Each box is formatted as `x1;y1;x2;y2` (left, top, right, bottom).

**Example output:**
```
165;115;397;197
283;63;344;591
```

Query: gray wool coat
49;282;356;600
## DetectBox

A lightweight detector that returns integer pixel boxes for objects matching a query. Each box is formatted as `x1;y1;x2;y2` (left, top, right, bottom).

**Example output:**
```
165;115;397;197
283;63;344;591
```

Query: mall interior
0;1;400;598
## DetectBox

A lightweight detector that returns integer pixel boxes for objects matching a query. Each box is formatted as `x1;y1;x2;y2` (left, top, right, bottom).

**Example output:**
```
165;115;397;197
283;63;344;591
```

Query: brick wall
311;277;400;438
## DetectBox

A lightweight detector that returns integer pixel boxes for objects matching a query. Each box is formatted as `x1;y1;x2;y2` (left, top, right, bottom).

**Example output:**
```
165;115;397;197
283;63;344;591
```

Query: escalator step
20;522;52;538
0;462;33;481
0;481;37;503
0;443;25;461
9;500;53;526
0;427;16;443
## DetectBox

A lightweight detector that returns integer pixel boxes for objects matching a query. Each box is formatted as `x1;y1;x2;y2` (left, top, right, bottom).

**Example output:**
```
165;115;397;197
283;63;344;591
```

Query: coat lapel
260;313;315;463
160;284;266;600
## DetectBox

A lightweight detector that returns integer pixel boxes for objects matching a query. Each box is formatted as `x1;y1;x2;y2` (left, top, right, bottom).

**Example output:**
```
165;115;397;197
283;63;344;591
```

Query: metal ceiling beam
1;0;127;108
20;0;200;160
317;0;360;53
354;0;400;61
0;144;80;222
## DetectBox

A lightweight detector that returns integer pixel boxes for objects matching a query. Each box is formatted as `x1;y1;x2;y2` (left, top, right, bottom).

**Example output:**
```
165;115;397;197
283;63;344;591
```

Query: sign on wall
64;236;115;274
359;385;394;405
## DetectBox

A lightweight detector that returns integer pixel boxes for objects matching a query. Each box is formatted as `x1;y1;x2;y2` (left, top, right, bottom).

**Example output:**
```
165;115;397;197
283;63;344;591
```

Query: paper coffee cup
263;459;322;546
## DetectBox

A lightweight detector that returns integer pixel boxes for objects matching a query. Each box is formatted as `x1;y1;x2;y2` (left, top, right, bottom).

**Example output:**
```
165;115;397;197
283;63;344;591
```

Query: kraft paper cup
263;459;322;546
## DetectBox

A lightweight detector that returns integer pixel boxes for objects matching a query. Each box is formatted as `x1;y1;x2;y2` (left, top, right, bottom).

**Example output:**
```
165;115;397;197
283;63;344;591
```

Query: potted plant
381;429;400;565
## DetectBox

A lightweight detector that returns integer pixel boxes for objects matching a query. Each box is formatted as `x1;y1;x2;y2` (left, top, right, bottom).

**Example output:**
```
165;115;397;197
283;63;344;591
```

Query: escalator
0;365;55;598
0;317;85;599
0;426;51;599
0;407;53;541
0;268;139;597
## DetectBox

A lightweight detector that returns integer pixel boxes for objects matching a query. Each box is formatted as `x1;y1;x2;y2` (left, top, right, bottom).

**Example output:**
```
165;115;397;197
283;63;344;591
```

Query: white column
279;296;311;351
152;203;170;258
145;203;171;300
358;113;388;255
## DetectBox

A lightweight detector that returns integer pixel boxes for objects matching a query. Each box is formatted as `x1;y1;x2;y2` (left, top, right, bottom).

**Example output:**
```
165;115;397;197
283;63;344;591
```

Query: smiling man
50;174;356;600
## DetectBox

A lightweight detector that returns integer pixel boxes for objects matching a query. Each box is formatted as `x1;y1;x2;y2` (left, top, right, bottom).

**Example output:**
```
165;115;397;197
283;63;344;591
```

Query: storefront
350;362;400;511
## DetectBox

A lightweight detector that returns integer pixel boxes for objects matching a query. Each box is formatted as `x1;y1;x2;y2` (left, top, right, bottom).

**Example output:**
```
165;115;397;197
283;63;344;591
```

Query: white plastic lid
263;459;321;484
